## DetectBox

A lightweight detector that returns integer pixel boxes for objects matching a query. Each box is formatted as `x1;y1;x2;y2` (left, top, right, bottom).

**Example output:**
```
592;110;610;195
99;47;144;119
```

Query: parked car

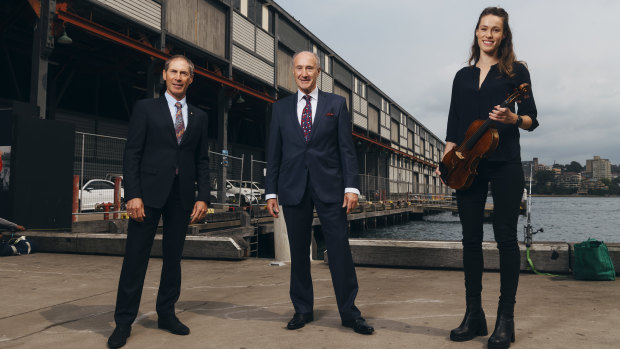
209;179;263;204
207;191;237;205
79;179;124;211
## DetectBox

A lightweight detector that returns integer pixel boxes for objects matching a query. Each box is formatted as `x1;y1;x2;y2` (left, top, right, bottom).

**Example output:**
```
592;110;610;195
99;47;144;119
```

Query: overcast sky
275;0;620;166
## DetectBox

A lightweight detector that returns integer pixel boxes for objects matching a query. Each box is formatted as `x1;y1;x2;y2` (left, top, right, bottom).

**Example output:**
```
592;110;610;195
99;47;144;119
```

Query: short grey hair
165;54;195;75
292;51;321;69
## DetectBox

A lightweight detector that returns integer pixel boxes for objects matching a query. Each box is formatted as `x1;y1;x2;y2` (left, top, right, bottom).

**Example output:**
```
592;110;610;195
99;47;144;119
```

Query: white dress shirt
165;91;188;130
266;88;359;200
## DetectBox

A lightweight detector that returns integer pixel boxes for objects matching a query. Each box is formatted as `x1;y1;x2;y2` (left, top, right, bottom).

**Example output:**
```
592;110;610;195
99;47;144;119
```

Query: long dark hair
468;7;521;77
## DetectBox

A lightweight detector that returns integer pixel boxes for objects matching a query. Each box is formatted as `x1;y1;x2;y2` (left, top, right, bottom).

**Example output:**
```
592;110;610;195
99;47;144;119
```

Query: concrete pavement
0;253;618;348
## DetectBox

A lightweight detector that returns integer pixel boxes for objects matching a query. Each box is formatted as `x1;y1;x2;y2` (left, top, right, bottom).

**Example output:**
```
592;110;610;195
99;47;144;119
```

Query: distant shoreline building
586;156;611;181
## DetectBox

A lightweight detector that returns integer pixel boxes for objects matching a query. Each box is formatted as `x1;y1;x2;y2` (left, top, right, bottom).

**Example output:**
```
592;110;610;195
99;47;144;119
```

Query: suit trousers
282;179;361;321
456;160;524;315
114;177;191;326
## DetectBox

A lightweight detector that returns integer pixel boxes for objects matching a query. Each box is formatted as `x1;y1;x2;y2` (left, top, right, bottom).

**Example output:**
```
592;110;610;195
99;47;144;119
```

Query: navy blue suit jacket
123;96;210;210
265;90;359;206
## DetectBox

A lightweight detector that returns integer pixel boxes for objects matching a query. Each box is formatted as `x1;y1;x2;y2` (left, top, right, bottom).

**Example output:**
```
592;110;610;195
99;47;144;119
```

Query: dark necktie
301;95;312;142
174;102;185;144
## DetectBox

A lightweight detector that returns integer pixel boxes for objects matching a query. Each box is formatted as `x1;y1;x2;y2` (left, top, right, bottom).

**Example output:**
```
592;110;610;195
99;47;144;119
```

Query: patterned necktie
301;95;312;142
174;102;185;144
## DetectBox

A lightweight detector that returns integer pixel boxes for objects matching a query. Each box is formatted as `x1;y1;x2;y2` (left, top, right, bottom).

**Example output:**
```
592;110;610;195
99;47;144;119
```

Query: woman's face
476;14;505;57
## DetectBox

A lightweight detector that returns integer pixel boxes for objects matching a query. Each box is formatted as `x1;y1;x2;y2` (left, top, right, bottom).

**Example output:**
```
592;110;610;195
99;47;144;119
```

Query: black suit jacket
123;96;210;210
265;90;359;206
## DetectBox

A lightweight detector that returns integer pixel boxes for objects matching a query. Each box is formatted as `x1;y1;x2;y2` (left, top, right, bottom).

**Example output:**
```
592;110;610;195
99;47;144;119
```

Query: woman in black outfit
436;7;538;349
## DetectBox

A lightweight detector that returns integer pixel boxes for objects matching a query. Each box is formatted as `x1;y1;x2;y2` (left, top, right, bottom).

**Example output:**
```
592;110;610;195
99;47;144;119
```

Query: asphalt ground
0;253;618;348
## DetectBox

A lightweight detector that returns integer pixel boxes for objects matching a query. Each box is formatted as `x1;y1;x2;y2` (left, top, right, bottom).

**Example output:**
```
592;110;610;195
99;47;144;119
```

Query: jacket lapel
159;96;178;144
180;105;196;145
308;90;327;143
290;93;306;143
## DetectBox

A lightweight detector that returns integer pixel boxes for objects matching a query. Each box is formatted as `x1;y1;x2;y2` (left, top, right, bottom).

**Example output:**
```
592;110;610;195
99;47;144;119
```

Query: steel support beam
30;0;55;119
56;9;275;104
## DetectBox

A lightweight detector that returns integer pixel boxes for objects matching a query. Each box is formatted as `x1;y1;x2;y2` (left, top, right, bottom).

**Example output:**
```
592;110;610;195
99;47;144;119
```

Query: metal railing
359;174;452;202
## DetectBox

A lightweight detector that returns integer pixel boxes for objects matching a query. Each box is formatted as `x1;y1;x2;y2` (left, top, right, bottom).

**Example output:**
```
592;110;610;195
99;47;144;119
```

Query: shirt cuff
265;194;278;200
345;188;360;195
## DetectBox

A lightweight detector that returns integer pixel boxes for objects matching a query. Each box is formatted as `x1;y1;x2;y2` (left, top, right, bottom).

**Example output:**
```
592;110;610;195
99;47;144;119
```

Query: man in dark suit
108;55;210;348
265;51;374;335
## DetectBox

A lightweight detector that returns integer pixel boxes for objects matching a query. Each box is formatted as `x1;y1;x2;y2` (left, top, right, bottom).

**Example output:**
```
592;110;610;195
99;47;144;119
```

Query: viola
439;83;530;190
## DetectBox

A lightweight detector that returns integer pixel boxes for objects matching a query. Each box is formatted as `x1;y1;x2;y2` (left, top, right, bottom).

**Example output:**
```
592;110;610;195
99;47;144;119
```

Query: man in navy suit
265;51;374;335
108;55;210;348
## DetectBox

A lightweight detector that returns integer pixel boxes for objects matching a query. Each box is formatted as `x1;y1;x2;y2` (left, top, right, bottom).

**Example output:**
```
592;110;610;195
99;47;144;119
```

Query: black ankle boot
450;307;488;342
488;314;515;349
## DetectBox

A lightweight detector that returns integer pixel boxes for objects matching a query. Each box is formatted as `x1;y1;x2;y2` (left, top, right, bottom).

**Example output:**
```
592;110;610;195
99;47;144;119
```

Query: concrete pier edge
22;230;620;275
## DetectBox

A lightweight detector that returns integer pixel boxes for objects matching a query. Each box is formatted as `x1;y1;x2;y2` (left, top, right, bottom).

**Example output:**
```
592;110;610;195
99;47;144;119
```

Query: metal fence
208;150;246;207
72;132;451;212
249;156;267;206
74;132;125;213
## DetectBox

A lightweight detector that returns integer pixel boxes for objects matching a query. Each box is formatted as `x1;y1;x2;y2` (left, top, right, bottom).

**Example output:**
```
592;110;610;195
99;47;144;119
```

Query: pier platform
1;253;618;348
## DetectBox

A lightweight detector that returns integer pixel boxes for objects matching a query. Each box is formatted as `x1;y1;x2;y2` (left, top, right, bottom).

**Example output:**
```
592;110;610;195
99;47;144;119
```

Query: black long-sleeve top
445;62;538;163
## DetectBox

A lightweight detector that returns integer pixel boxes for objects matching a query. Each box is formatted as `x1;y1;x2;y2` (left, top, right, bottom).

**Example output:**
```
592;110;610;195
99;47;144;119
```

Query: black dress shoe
450;308;488;341
342;317;374;335
286;312;314;330
158;315;190;335
488;314;515;349
107;325;131;349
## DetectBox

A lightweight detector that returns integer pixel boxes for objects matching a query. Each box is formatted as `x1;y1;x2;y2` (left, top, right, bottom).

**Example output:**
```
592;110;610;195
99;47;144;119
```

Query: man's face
162;58;193;100
293;52;320;94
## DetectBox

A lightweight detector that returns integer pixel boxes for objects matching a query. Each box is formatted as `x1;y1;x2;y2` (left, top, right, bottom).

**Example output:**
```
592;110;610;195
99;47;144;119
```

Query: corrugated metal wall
232;46;274;84
256;30;274;62
353;112;367;129
231;12;275;84
320;72;333;93
93;0;161;30
232;11;255;50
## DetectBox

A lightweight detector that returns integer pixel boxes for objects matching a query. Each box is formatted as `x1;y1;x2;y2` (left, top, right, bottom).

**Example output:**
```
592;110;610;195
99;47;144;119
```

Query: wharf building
0;0;448;229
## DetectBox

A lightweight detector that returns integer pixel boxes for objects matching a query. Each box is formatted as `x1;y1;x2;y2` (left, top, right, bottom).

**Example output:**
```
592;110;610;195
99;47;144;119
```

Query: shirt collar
297;87;319;102
165;91;187;108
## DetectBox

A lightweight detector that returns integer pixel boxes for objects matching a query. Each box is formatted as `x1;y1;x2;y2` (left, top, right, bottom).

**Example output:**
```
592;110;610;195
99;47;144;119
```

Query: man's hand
16;225;26;231
267;198;280;218
190;201;208;224
342;192;358;214
126;198;146;222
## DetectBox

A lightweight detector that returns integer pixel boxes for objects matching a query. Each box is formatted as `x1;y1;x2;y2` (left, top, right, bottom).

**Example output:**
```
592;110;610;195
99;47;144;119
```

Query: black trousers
114;177;191;326
282;180;361;321
456;161;524;315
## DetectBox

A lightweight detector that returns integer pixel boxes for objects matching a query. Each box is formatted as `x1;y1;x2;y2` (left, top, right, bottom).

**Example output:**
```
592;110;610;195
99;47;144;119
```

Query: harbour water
352;196;620;243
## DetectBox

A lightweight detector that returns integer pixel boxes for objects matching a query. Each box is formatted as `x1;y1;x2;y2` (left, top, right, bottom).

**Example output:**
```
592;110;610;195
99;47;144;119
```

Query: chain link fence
74;132;125;213
208;150;247;207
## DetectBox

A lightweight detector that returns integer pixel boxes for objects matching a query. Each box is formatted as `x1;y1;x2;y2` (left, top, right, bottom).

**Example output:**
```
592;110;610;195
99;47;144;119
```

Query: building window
234;0;272;32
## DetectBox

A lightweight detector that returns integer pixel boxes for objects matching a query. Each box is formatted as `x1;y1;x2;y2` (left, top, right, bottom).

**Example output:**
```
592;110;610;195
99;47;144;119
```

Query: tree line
532;161;620;195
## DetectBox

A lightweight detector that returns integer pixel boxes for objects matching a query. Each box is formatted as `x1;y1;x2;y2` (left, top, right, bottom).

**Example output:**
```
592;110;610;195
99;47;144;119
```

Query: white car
210;180;263;204
79;179;124;211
